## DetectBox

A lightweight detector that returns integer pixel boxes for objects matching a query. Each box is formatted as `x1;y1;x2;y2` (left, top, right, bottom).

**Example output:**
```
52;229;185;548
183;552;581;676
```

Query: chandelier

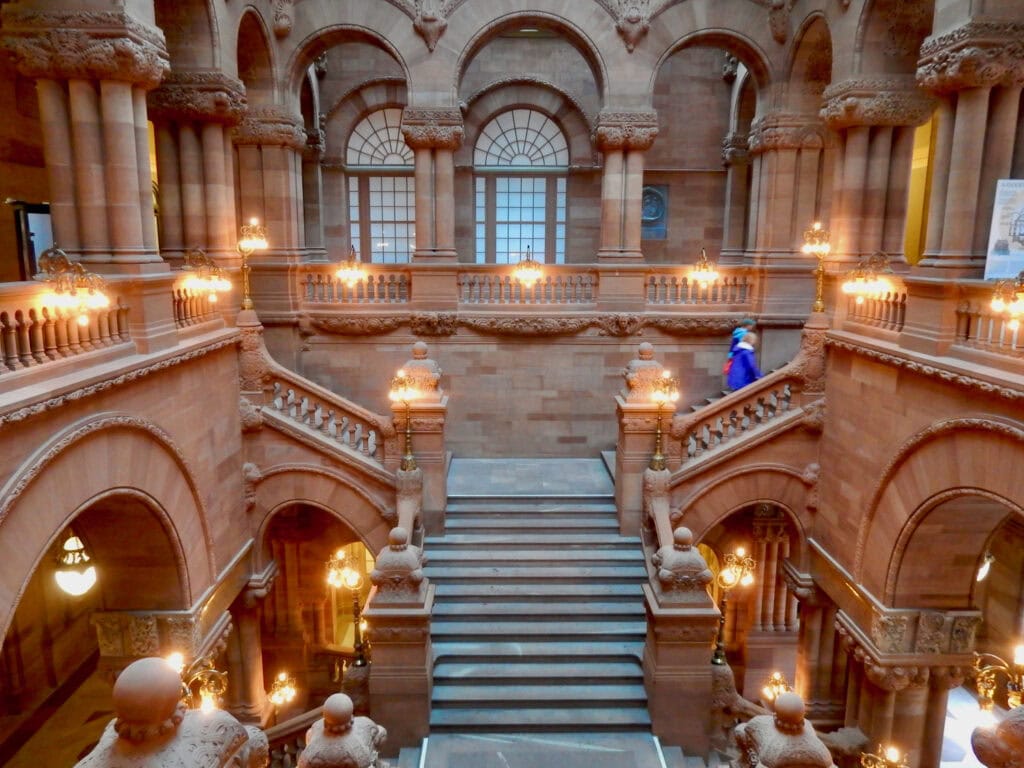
841;252;895;305
973;644;1024;710
335;244;366;288
690;247;719;288
989;270;1024;330
512;246;543;285
181;248;231;302
35;246;111;327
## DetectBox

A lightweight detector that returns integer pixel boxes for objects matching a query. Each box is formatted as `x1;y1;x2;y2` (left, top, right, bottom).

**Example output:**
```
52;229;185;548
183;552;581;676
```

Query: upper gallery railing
954;279;1024;359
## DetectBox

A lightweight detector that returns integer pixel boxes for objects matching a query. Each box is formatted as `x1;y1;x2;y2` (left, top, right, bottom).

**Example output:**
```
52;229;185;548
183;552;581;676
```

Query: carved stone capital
748;112;825;154
918;21;1024;93
272;0;293;38
864;661;928;692
401;106;464;150
594;110;659;151
821;77;936;129
148;71;247;125
0;9;169;88
233;105;306;150
721;132;750;166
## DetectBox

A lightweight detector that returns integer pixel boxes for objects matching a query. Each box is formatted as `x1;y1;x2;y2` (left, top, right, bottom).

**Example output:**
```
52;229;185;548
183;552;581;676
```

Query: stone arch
783;13;833;114
728;66;758;135
461;79;595;167
0;414;215;643
853;0;934;76
237;8;277;106
454;12;608;109
855;416;1024;602
155;0;219;70
323;77;408;159
672;463;812;566
251;464;394;570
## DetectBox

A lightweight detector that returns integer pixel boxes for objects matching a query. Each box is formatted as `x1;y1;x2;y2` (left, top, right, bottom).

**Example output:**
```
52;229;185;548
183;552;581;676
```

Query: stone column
921;667;968;768
35;78;80;252
302;122;326;260
916;20;1024;273
593;110;659;263
720;132;751;264
227;565;277;726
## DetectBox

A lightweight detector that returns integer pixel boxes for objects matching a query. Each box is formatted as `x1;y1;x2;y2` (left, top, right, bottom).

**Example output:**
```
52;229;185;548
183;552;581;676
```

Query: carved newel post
298;693;388;768
734;692;836;768
361;527;434;754
643;526;721;754
971;705;1024;768
76;657;268;768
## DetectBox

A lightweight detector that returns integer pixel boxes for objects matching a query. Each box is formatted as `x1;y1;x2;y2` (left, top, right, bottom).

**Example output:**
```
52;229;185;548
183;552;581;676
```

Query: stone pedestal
614;398;677;535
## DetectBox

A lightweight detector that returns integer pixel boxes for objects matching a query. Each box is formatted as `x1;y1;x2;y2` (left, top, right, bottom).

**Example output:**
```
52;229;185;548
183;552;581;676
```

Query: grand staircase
422;459;650;734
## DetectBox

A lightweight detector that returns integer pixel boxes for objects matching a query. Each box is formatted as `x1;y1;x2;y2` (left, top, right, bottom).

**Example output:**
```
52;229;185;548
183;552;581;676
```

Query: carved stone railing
458;268;596;305
954;281;1024;359
265;707;321;768
302;270;410;305
645;270;754;307
0;282;131;376
172;287;221;328
842;290;907;334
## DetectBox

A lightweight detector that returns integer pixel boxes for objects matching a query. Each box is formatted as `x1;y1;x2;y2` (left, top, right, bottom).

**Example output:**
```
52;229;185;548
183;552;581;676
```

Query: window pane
347;108;413;166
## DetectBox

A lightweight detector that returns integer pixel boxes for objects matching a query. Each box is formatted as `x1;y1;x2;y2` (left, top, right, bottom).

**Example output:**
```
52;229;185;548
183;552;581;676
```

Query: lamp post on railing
237;218;268;310
801;222;831;313
327;550;368;667
711;545;756;665
389;369;421;472
649;369;680;471
860;745;909;768
165;651;229;713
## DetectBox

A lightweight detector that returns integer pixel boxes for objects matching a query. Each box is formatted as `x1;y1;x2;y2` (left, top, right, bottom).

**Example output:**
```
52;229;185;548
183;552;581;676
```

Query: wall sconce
649;368;680;471
512;245;543;285
976;552;995;582
973;643;1024;710
236;217;269;310
801;222;831;313
35;246;111;327
335;244;366;288
389;369;421;472
989;270;1024;330
841;252;895;305
690;247;719;289
268;671;298;708
181;247;231;302
165;651;228;714
761;670;793;704
711;545;756;666
55;531;97;596
326;550;368;667
860;745;909;768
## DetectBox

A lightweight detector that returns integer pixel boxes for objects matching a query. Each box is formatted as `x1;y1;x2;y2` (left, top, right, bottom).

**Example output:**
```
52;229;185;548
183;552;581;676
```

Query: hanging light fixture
335;244;366;288
35;246;111;327
237;217;269;310
761;671;793;704
841;252;896;305
181;247;231;303
801;221;832;313
989;270;1024;331
690;247;720;289
976;552;995;582
512;246;543;285
55;531;97;596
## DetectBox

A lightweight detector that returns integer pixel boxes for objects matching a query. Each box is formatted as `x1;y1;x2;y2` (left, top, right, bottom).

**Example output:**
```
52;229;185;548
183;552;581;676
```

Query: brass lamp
54;531;97;596
860;746;909;768
512;246;543;285
989;270;1024;330
389;369;421;471
335;244;366;288
761;671;793;704
268;671;298;707
165;651;228;713
801;222;831;313
841;252;895;306
35;246;111;327
972;643;1024;710
649;368;680;471
182;247;231;302
326;549;368;667
711;545;756;665
690;247;720;289
237;217;269;310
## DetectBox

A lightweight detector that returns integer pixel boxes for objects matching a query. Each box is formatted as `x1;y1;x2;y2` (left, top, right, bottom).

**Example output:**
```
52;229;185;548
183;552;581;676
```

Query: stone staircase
423;473;650;733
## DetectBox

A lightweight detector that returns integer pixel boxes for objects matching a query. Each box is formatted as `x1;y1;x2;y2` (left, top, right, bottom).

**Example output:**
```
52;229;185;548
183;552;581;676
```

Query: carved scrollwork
594;110;659;151
820;77;936;129
233;106;307;150
307;316;404;336
918;21;1024;93
748;112;825;154
410;312;459;336
645;316;738;335
459;315;592;336
401;106;464;150
721;132;750;167
148;71;247;125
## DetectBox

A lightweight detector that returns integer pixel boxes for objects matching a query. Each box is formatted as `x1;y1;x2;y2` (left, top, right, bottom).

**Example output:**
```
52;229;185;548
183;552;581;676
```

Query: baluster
368;430;378;460
286;389;297;418
1;312;21;370
50;308;70;354
15;311;34;367
326;410;337;438
97;304;113;345
271;382;283;410
313;403;324;431
338;416;351;446
299;396;311;423
741;404;753;431
645;276;654;303
40;308;59;360
766;391;778;419
686;431;697;460
64;310;84;354
108;304;123;343
711;416;724;447
728;410;739;439
27;309;46;363
116;299;130;338
347;422;358;451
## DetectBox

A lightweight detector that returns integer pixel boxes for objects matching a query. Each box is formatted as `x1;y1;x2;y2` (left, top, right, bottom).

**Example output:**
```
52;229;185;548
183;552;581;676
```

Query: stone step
428;706;651;732
444;516;620;533
445;501;618;515
432;600;645;619
433;583;644;601
423;564;648;582
432;659;642;684
424;549;641;565
396;745;423;768
425;533;640;548
446;495;614;507
431;619;646;641
433;640;644;663
431;682;648;705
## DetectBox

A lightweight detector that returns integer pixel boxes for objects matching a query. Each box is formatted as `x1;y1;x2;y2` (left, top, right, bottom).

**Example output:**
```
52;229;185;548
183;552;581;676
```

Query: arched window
473;109;569;264
346;108;414;263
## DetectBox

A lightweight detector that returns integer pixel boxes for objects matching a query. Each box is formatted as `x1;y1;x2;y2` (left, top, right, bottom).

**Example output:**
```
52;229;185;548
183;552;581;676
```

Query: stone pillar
721;132;752;264
593;110;658;263
320;161;350;257
232;106;309;317
227;565;278;726
36;78;80;252
922;667;968;768
916;19;1024;274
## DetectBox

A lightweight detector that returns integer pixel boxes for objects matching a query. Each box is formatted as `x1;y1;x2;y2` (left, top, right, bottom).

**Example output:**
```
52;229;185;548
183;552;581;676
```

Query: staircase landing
447;457;614;498
418;732;668;768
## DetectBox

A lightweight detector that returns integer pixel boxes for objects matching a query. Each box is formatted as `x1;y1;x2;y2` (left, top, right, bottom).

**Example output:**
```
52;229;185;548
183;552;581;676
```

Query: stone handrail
645;269;754;307
458;268;596;305
0;281;130;376
955;279;1024;359
265;707;322;768
303;270;410;305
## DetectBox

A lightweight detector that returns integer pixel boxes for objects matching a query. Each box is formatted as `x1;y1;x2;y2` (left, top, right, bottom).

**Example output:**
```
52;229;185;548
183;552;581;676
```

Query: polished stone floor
447;458;614;497
420;732;666;768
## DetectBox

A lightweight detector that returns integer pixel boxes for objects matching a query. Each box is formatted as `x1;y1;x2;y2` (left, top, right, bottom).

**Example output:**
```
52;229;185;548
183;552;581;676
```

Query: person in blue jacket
727;331;762;391
722;318;755;377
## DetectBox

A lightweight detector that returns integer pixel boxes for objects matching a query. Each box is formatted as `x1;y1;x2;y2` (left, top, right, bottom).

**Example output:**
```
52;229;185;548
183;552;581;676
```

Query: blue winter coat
727;344;761;390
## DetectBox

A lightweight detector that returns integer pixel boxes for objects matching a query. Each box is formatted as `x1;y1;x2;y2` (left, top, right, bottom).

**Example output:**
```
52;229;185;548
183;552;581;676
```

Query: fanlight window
473;108;569;168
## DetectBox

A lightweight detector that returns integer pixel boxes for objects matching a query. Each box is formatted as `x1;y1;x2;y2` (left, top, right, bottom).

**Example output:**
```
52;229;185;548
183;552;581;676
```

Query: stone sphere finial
638;341;654;360
412;341;428;359
112;657;186;743
323;693;354;734
673;526;694;550
389;527;409;548
774;691;806;733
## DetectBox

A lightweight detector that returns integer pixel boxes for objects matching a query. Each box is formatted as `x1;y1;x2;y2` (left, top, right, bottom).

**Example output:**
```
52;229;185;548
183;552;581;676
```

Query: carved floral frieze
820;77;936;129
401;107;464;150
748;112;825;154
918;21;1024;93
594;110;659;151
233;106;307;150
148;71;247;125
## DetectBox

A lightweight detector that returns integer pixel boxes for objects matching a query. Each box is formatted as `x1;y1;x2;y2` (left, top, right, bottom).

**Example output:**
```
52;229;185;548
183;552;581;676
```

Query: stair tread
433;601;645;617
445;518;620;530
432;660;642;679
426;549;641;562
446;502;617;513
425;565;647;578
432;620;646;636
433;640;644;659
429;707;651;727
432;683;648;702
434;583;643;597
425;533;641;546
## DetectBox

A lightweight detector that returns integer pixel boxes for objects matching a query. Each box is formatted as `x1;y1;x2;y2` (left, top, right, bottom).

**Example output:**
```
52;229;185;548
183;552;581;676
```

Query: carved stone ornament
148;71;247;125
410;312;459;336
461;315;593;337
593;110;659;151
233;106;307;150
369;527;428;604
307;315;404;336
298;694;387;768
622;341;664;402
646;316;739;335
721;132;751;167
239;397;263;433
0;9;169;89
870;613;909;654
767;0;793;45
748;112;825;154
597;313;646;337
414;0;448;53
272;0;293;38
917;21;1024;93
864;662;927;692
242;462;263;514
971;705;1024;768
789;321;828;395
398;341;443;398
734;693;836;768
820;77;936;129
651;527;714;598
401;106;464;150
238;319;272;393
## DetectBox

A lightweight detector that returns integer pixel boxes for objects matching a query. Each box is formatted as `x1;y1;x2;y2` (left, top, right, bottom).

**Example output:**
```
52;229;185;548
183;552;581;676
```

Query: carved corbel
242;462;263;514
272;0;293;38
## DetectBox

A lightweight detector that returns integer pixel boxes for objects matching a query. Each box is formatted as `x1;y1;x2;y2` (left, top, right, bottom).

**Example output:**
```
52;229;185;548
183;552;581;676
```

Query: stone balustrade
303;270;410;305
458;269;596;306
955;280;1024;360
645;269;753;306
265;707;321;768
172;286;222;328
842;290;907;335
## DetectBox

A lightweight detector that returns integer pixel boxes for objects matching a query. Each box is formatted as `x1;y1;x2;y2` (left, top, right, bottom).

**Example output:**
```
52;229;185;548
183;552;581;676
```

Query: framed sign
984;179;1024;279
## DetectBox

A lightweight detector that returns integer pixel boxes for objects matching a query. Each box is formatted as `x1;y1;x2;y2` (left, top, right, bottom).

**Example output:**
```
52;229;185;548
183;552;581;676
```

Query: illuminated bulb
208;293;218;303
166;652;186;674
1010;318;1021;331
740;572;754;587
992;297;1007;313
719;567;738;587
884;747;901;764
856;296;865;305
735;547;745;557
200;688;217;713
1014;643;1024;666
54;564;97;595
77;313;89;327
